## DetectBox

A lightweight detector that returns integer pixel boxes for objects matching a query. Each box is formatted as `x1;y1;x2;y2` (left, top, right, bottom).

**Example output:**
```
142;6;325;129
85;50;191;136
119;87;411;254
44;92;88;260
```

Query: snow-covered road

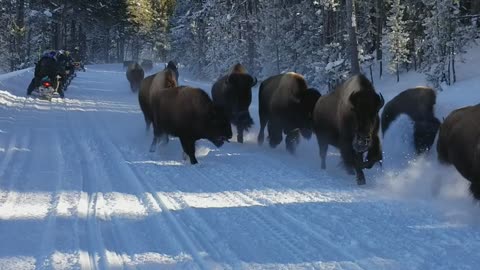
1;64;480;270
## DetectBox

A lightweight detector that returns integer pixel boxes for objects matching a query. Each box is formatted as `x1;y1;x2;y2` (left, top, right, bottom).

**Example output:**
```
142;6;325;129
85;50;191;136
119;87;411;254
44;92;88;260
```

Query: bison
150;86;233;164
141;59;154;72
138;68;178;132
437;104;480;199
165;61;179;83
313;74;384;185
381;87;441;154
126;62;145;92
212;63;257;143
257;72;321;154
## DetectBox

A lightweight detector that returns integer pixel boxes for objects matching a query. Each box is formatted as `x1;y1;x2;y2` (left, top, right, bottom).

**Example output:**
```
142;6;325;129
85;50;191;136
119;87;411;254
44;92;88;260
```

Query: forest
0;0;479;89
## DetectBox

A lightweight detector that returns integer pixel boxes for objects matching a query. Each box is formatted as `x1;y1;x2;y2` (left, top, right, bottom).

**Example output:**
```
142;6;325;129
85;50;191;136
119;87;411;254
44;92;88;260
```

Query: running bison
166;61;179;83
437;104;480;199
150;86;233;164
313;74;384;185
126;62;145;92
381;87;441;154
212;63;257;143
257;72;321;154
138;68;178;132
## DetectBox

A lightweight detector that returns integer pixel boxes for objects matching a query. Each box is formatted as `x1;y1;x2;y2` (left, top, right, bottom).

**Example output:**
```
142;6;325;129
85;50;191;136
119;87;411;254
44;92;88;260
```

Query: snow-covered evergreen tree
386;0;410;82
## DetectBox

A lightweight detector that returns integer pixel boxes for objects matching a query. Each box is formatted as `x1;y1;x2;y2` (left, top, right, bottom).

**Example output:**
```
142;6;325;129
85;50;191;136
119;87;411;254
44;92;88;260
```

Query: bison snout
353;135;371;153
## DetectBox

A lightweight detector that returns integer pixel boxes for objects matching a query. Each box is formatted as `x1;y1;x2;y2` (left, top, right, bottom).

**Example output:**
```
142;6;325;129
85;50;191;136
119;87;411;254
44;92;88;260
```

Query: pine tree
387;0;410;82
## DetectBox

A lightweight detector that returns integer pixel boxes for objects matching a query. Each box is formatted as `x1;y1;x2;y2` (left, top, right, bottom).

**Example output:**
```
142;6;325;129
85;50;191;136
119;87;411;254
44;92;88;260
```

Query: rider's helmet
74;46;80;51
58;49;65;55
48;50;57;59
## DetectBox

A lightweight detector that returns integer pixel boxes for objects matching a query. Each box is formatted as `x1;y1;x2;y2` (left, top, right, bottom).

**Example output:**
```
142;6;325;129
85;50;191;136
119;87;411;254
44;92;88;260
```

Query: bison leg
316;136;328;170
363;135;382;169
470;182;480;200
149;136;159;153
257;109;268;146
149;125;165;152
340;144;365;183
237;126;244;144
267;120;283;149
144;116;151;132
180;137;198;164
285;129;300;155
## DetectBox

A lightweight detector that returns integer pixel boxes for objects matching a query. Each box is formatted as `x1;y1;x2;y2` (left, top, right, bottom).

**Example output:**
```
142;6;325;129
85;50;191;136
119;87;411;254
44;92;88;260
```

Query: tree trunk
71;20;77;50
375;0;384;78
396;63;399;82
274;4;280;74
15;0;25;68
346;0;360;75
246;0;256;73
452;46;456;83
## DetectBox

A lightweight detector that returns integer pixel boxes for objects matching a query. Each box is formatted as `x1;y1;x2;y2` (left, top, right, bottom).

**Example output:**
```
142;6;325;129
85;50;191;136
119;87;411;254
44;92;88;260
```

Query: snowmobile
30;76;62;101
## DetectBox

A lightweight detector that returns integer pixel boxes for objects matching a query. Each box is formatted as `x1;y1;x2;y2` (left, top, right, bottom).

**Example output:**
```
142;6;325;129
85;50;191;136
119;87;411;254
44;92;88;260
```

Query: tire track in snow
219;153;367;269
83;109;208;270
183;163;321;268
0;129;32;214
34;131;67;270
35;99;81;269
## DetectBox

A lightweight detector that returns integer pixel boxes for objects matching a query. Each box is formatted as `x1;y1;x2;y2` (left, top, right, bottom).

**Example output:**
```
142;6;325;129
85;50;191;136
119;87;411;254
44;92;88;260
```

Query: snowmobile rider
71;46;85;71
64;50;74;76
26;50;65;98
56;50;72;90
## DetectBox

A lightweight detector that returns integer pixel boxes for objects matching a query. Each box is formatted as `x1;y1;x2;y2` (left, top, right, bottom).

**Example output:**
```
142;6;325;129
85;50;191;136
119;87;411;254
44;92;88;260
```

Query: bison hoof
257;134;264;145
356;178;366;185
190;159;198;165
237;135;244;143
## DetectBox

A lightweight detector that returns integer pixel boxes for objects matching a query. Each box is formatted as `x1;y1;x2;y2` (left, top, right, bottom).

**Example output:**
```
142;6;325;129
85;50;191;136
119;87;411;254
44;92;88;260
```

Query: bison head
207;106;233;147
349;90;384;153
164;69;178;88
413;117;441;154
225;73;257;128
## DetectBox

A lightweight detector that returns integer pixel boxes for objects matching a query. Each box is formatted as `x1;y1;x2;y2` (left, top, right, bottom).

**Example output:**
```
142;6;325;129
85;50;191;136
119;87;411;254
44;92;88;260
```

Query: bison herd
125;61;480;200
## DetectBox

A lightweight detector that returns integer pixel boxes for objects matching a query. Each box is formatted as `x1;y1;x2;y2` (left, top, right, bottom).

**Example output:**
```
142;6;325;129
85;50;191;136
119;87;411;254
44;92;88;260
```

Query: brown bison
138;68;178;132
126;62;145;92
211;63;257;143
381;87;441;154
150;86;233;164
437;104;480;199
257;72;321;154
313;74;384;185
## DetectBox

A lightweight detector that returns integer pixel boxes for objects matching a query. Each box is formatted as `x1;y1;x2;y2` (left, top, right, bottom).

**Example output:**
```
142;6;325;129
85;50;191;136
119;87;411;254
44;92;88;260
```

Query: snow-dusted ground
0;52;480;270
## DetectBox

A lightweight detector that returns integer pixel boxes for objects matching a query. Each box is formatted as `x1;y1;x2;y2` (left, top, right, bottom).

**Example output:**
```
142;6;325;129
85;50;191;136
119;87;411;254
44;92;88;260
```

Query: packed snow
0;51;480;269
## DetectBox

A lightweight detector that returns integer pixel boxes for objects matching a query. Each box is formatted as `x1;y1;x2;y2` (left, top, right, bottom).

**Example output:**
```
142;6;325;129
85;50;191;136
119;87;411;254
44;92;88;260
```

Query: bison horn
378;93;385;108
252;76;258;87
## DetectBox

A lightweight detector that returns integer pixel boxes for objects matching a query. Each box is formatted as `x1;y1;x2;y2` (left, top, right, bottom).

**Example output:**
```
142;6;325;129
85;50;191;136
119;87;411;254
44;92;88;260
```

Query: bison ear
377;93;385;109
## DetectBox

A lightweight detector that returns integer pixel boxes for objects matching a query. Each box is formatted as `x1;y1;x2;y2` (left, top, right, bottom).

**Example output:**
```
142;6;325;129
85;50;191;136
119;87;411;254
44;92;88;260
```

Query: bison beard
313;74;384;185
437;104;480;199
381;87;441;154
212;64;257;143
126;63;145;92
257;72;321;154
150;86;232;164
